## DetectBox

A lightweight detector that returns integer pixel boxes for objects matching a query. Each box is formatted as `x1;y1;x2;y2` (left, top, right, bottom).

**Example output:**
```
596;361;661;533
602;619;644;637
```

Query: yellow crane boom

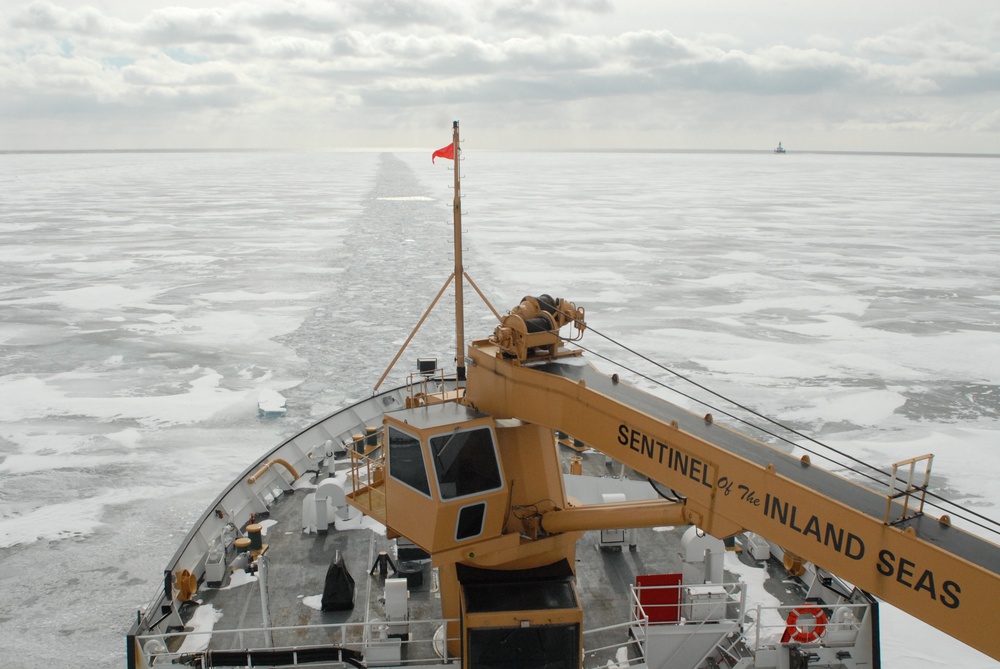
464;333;1000;661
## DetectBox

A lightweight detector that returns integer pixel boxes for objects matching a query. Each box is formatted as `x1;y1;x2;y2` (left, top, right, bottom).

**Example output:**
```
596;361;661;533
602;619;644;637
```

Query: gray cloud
1;0;998;151
137;8;251;46
488;0;613;34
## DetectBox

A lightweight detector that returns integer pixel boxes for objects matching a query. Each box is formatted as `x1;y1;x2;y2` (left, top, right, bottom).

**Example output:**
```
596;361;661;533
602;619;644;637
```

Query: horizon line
2;147;998;159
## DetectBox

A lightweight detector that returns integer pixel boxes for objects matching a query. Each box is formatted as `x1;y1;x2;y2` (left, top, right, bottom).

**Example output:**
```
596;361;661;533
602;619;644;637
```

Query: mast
452;121;465;382
372;121;490;392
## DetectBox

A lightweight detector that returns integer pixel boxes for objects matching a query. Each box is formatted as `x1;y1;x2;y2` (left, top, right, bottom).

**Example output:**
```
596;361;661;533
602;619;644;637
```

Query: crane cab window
429;427;502;500
388;426;431;497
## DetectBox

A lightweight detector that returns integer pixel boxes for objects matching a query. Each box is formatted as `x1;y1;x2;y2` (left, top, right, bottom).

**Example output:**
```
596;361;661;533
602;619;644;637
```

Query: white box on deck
683;585;728;622
385;578;408;620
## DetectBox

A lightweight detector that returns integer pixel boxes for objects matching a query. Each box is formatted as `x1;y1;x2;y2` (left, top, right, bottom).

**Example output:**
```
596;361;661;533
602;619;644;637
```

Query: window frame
427;425;503;501
386;425;433;499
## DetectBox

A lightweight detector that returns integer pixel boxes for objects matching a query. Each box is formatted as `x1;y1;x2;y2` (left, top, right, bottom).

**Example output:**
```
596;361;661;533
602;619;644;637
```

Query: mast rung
887;485;928;501
883;453;934;525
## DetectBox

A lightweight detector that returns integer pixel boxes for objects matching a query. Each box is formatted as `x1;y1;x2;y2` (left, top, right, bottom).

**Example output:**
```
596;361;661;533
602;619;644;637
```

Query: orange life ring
783;605;827;643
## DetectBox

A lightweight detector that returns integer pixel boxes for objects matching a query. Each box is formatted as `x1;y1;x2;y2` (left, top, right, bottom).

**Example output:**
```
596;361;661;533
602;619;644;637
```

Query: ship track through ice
127;124;1000;669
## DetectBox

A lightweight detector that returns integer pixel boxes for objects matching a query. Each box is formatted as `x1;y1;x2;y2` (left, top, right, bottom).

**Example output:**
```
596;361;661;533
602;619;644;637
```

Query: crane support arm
464;340;1000;661
540;498;689;534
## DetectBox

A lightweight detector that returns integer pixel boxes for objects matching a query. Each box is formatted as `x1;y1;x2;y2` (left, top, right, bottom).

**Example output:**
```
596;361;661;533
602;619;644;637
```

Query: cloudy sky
2;0;999;153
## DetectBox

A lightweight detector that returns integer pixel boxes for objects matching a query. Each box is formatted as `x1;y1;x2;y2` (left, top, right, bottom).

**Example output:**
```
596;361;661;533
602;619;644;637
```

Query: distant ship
774;142;786;153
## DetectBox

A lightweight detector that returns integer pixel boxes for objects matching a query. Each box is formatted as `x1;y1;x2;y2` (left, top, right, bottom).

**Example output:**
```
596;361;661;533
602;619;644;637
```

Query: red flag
432;142;454;163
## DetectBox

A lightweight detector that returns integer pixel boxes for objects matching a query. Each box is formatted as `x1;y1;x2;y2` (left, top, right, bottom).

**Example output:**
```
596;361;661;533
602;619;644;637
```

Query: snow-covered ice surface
0;149;998;667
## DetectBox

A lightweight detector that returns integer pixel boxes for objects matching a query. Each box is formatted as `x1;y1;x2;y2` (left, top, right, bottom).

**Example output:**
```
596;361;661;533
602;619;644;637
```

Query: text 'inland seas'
617;422;961;608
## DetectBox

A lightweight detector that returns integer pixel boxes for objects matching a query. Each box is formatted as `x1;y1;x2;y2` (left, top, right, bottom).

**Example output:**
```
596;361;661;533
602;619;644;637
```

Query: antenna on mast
451;121;465;382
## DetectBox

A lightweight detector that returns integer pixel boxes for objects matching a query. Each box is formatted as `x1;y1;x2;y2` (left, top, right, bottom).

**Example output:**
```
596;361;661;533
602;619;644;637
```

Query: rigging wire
562;320;1000;538
573;340;893;485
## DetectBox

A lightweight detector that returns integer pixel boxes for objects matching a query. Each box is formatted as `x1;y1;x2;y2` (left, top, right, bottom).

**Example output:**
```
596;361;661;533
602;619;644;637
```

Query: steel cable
558;319;1000;539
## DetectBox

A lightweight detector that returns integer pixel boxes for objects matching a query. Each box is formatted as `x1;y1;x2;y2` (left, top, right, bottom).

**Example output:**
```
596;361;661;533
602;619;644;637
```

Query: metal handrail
135;617;460;667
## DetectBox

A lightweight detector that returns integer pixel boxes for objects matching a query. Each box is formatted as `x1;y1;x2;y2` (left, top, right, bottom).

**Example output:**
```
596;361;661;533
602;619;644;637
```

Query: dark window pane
429;427;502;499
388;427;430;497
456;503;486;540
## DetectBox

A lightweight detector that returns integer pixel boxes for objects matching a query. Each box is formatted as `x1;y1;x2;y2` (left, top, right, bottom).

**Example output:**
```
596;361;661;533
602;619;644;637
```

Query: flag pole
452;120;465;382
376;124;467;392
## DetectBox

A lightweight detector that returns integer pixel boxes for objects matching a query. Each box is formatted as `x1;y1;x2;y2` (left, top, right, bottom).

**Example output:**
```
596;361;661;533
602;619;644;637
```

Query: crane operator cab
346;401;585;669
379;402;507;551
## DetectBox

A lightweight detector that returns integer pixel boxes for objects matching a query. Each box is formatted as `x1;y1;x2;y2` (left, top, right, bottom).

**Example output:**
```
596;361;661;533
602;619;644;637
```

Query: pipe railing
134;618;460;667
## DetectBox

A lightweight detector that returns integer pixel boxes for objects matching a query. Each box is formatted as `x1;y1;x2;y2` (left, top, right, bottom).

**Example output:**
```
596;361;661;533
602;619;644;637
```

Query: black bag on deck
321;551;356;611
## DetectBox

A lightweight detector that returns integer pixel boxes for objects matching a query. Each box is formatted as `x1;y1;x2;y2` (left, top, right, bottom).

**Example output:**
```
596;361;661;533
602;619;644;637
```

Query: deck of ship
180;442;777;667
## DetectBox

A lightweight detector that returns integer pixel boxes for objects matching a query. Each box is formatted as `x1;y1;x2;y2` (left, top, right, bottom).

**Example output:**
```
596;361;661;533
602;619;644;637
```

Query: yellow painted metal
493;420;580;545
464;338;1000;661
463;605;582;633
246;458;299;484
373;272;455;392
783;550;807;577
461;595;583;669
884;453;934;525
376;414;509;555
173;569;197;602
451;121;465;381
132;637;152;669
540;498;686;534
491;295;585;361
345;445;388;524
435;530;582;658
463;271;502;322
354;411;584;659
